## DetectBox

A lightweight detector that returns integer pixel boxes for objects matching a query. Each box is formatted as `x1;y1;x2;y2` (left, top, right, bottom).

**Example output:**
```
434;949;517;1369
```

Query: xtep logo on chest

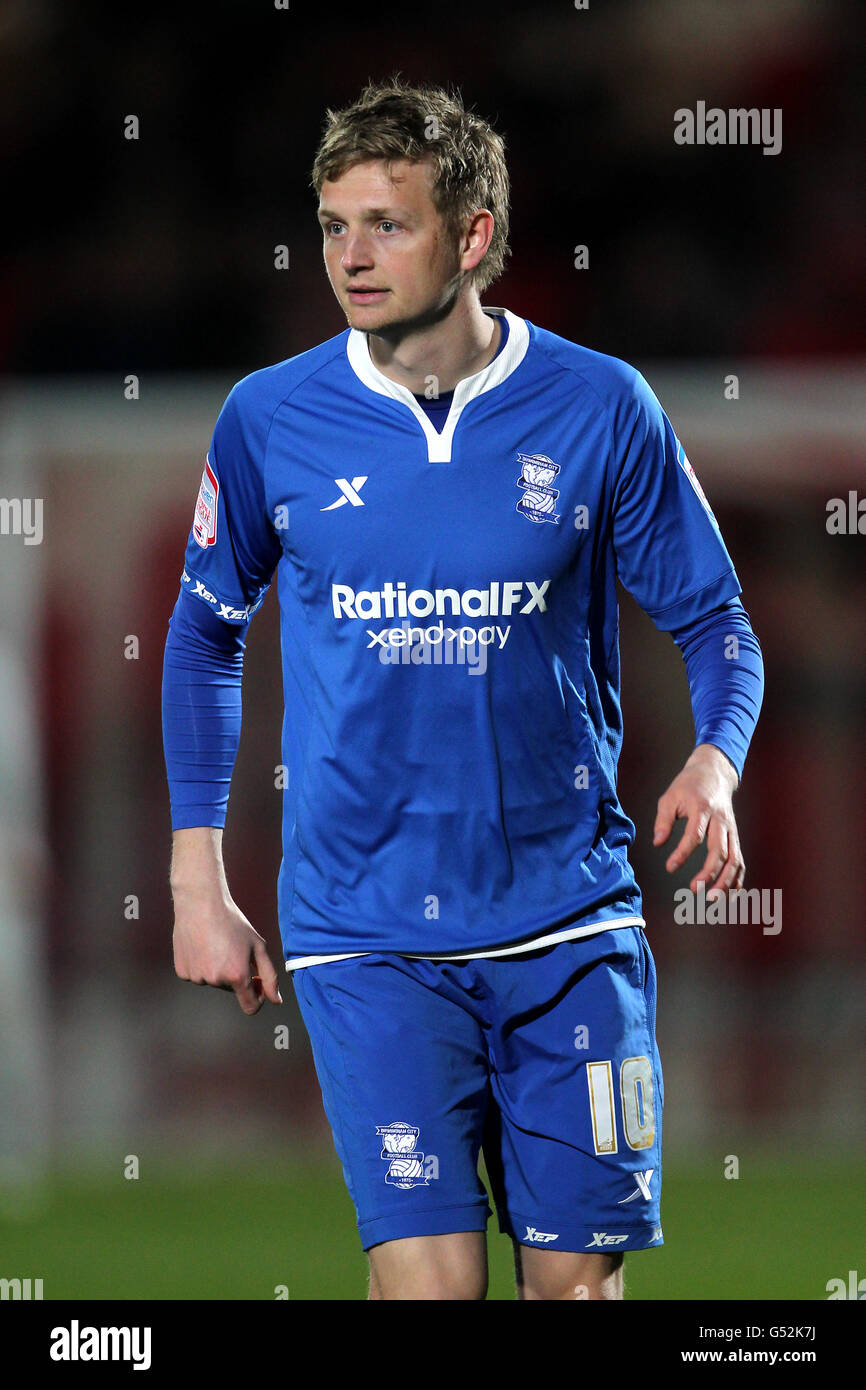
332;579;551;665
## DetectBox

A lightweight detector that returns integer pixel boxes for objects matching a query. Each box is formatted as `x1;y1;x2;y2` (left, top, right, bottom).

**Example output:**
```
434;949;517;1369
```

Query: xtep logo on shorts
376;1121;430;1190
617;1169;655;1205
586;1232;629;1247
524;1227;559;1244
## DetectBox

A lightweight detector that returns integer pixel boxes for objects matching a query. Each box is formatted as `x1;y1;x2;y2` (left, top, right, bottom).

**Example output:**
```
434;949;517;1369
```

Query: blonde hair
310;75;510;294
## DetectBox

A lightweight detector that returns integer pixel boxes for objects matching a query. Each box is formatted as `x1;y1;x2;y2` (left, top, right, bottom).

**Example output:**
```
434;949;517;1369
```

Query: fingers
210;969;264;1016
233;973;265;1016
705;831;746;896
655;762;745;895
174;945;282;1017
652;791;677;848
664;804;711;875
233;941;281;1016
689;817;728;894
251;934;283;1006
665;811;745;894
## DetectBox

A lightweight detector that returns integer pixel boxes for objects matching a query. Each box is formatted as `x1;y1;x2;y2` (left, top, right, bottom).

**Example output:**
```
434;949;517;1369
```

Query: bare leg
367;1231;487;1300
513;1244;624;1300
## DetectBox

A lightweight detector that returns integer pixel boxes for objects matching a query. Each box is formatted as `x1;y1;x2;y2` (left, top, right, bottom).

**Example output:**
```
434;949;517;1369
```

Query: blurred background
1;0;864;1300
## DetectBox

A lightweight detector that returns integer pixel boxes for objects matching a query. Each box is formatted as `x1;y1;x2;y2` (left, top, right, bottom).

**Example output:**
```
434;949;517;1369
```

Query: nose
340;229;374;272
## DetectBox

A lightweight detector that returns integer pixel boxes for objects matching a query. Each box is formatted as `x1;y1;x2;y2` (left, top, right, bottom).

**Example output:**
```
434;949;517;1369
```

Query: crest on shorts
516;452;561;525
375;1121;429;1189
193;456;219;549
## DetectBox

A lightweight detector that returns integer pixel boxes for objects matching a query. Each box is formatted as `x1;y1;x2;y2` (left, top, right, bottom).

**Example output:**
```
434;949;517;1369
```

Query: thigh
480;926;664;1256
292;954;493;1255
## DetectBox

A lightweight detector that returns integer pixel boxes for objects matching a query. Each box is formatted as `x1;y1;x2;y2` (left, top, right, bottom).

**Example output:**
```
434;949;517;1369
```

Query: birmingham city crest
516;452;561;524
375;1121;429;1189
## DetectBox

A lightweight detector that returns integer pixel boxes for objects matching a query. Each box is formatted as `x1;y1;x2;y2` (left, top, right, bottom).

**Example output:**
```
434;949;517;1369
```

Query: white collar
346;307;529;463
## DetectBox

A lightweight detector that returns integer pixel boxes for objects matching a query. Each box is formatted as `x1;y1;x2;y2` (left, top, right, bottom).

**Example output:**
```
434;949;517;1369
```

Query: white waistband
284;915;645;971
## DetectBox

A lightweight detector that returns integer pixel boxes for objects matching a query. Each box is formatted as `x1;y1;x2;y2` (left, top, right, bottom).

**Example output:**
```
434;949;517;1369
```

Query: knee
517;1251;623;1301
373;1269;487;1300
425;1269;487;1301
368;1234;488;1301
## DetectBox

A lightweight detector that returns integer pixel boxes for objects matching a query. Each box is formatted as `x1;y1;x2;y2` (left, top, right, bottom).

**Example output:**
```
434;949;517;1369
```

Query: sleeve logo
675;440;715;519
192;456;219;549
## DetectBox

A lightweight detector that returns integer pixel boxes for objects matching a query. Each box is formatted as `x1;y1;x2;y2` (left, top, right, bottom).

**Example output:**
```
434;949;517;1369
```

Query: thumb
251;935;283;1005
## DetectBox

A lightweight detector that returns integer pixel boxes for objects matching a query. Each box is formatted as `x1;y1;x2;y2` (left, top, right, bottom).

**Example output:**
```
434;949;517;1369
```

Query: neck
366;294;500;395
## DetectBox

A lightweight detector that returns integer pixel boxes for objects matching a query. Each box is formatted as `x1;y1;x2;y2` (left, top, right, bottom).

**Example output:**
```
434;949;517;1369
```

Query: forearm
162;586;247;834
672;598;764;781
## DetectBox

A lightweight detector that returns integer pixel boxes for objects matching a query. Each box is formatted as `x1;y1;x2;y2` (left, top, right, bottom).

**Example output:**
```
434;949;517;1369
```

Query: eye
379;221;397;232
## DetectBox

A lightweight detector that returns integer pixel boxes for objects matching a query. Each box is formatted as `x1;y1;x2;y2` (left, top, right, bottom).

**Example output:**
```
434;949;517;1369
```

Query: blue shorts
292;924;663;1254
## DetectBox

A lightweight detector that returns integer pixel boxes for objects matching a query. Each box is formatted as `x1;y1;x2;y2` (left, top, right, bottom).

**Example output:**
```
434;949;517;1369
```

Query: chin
345;304;400;334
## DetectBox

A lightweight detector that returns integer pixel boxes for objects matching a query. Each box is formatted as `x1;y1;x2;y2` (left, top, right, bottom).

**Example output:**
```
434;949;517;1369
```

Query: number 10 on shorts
587;1057;655;1153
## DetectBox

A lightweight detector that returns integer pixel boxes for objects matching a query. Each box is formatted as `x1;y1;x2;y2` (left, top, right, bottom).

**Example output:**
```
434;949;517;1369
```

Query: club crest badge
516;452;560;524
376;1121;429;1189
193;456;219;549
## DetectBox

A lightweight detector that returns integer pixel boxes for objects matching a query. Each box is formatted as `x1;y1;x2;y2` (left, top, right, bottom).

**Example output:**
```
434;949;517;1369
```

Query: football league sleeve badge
193;456;219;549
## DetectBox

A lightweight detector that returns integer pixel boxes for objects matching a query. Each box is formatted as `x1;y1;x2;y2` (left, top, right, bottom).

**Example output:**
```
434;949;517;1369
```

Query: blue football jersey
178;308;741;964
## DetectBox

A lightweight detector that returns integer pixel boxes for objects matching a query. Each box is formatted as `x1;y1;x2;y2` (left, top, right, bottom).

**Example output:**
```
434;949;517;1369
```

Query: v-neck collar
345;307;530;463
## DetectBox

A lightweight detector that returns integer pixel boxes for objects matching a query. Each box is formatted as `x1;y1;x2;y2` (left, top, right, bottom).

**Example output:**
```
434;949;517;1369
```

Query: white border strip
284;914;645;971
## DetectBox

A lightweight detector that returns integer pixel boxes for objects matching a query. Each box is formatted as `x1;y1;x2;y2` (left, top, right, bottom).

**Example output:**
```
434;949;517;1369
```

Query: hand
173;890;283;1016
653;744;744;896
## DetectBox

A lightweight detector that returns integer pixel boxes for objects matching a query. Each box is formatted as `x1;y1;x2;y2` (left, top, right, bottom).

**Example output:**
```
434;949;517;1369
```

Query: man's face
318;158;464;336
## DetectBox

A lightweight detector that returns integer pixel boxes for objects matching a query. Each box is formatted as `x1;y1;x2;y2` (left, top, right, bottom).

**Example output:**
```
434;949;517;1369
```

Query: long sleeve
161;584;249;828
672;596;764;780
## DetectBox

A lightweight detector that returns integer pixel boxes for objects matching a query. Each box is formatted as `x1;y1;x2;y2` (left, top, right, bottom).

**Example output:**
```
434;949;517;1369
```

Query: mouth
346;288;389;304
